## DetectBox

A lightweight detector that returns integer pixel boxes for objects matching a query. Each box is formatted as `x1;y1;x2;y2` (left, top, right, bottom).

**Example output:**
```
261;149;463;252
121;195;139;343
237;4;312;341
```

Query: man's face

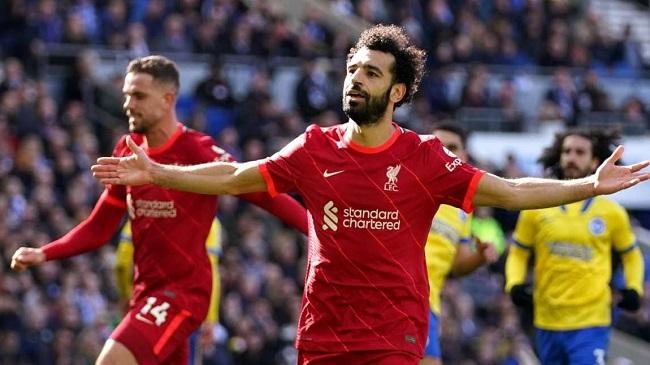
433;129;468;162
122;72;170;133
342;47;395;126
560;134;598;179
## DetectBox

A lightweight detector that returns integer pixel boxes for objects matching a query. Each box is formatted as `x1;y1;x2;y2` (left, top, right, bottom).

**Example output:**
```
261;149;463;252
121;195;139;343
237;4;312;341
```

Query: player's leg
535;328;567;365
565;327;610;365
108;294;203;365
420;311;442;365
96;339;138;365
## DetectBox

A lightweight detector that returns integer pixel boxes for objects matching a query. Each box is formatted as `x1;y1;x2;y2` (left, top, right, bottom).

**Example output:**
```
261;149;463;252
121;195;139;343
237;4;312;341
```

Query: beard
342;86;391;126
559;163;592;179
127;113;150;134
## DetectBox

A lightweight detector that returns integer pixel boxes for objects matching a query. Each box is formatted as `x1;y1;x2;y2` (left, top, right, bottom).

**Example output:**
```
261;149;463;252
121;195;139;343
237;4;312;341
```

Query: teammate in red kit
10;55;307;365
91;26;650;364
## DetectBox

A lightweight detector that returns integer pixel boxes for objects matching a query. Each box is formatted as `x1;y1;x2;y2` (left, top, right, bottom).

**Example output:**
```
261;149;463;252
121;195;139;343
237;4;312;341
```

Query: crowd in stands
1;0;650;363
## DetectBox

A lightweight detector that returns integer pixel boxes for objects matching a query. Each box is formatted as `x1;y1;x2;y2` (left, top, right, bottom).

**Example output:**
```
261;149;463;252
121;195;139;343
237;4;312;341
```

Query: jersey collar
344;122;403;154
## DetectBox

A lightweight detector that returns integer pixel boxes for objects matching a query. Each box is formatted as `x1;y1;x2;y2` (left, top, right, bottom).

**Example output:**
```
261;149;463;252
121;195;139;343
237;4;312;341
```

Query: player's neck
144;117;180;148
346;117;396;147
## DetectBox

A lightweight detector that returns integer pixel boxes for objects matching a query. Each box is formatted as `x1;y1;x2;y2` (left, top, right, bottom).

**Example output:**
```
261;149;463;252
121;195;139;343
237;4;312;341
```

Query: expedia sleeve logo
445;158;462;172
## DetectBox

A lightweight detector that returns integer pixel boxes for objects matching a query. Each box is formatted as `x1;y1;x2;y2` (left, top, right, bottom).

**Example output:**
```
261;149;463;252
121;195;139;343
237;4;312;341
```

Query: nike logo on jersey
135;313;154;325
323;170;344;178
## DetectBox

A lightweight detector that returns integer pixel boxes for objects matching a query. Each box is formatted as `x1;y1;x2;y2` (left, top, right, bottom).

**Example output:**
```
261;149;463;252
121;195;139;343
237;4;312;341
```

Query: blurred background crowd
1;0;650;364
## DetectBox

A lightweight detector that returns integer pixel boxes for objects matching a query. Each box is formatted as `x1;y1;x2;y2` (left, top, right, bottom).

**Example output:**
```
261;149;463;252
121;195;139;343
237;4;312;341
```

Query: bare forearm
507;177;595;209
475;173;596;210
451;253;485;276
151;161;266;195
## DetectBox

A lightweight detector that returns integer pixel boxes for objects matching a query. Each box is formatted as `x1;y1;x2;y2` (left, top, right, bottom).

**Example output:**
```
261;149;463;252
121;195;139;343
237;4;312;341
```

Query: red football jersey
260;123;483;356
106;123;228;319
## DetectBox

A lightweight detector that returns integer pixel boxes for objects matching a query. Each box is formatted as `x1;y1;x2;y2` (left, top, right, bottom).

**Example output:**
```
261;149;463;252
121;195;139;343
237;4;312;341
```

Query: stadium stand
1;0;650;363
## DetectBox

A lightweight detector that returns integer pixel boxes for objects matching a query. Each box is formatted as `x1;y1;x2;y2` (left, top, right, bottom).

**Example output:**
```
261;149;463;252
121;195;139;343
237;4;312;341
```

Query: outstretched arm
474;146;650;210
92;136;267;195
11;191;125;271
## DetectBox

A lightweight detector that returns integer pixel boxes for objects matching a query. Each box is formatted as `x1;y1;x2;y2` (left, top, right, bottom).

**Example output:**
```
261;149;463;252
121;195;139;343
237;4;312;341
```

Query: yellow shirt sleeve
609;203;644;295
205;218;222;323
505;243;532;292
425;205;471;315
114;221;134;301
505;210;534;292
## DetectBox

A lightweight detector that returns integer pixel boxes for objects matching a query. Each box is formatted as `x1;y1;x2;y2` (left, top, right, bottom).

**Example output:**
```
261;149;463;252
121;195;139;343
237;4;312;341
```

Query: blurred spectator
618;24;643;70
194;60;236;109
576;69;613;114
539;21;571;67
293;57;336;120
460;65;490;108
0;1;35;60
100;0;129;49
538;67;578;125
61;49;101;109
422;0;455;50
32;0;63;45
0;58;27;94
264;17;300;57
61;11;92;45
498;38;533;67
492;77;524;131
225;16;265;56
193;18;227;55
125;22;150;59
620;96;650;134
151;13;193;53
69;0;100;43
141;0;168;42
233;68;275;141
296;6;333;58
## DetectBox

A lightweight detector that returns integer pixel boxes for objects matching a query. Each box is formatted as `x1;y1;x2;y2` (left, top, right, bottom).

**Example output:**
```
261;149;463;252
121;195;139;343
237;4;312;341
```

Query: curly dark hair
347;24;427;108
538;127;622;179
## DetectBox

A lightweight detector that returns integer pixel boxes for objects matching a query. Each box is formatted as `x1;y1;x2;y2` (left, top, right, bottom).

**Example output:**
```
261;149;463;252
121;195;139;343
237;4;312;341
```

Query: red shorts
111;293;203;365
298;349;421;365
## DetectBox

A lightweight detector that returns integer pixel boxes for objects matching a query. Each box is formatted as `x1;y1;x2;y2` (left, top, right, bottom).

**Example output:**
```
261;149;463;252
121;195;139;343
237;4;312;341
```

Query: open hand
593;146;650;195
91;136;153;186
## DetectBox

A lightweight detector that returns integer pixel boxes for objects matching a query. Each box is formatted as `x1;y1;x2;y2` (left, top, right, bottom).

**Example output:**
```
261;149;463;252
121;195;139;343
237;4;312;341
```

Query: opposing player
505;127;645;365
422;122;498;365
11;55;307;365
92;26;650;364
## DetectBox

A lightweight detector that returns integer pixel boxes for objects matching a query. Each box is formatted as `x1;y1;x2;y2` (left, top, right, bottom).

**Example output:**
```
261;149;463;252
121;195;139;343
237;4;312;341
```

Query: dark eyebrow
347;62;385;77
366;64;384;76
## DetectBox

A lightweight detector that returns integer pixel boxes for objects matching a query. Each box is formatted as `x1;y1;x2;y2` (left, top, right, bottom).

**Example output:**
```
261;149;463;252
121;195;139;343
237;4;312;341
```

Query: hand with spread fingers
92;136;154;186
593;146;650;195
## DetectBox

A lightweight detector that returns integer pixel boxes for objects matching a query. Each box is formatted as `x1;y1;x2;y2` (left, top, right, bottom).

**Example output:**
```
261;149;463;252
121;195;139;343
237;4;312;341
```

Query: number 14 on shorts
137;296;170;326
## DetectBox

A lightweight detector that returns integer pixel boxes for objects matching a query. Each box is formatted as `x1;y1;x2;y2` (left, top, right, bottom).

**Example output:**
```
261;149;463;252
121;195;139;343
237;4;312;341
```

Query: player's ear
163;91;176;110
390;83;406;104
